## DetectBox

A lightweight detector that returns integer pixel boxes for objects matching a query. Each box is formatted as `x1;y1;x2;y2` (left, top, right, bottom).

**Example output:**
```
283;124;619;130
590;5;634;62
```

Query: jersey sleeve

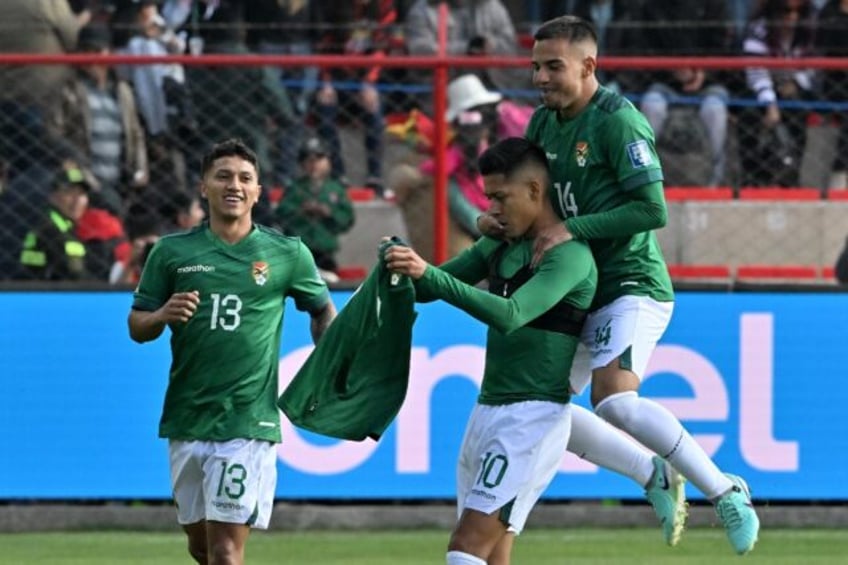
567;181;668;239
413;237;498;303
417;241;594;334
132;240;172;311
287;239;330;313
604;108;664;191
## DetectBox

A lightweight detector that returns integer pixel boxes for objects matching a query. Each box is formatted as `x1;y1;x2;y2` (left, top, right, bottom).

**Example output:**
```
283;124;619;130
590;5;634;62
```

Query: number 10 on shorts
477;452;509;488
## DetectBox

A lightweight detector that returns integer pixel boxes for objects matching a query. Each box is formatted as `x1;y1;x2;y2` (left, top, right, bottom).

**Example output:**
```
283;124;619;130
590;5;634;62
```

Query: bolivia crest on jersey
575;141;589;167
252;261;269;286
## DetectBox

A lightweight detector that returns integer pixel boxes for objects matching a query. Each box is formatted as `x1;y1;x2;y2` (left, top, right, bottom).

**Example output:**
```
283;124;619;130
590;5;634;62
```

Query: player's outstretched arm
387;243;591;334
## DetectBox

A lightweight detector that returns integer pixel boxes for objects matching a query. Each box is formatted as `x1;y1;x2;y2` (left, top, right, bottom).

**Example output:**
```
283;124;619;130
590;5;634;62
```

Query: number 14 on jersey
554;182;579;217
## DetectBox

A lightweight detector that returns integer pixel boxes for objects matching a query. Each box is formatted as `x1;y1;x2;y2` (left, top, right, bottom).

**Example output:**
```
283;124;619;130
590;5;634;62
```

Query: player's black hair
478;137;550;181
201;138;260;177
534;15;598;45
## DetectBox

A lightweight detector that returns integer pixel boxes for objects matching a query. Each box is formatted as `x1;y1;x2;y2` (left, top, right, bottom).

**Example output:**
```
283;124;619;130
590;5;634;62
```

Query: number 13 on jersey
554;181;579;218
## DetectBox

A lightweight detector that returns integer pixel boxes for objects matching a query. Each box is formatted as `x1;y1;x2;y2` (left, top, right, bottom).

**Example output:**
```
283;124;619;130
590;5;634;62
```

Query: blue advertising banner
1;291;846;500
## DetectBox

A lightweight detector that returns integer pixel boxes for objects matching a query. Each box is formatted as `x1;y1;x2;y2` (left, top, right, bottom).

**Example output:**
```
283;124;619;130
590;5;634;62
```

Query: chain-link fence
1;47;848;286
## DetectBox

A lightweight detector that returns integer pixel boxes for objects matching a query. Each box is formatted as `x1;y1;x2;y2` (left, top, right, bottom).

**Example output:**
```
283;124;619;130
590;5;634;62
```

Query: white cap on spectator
446;74;503;122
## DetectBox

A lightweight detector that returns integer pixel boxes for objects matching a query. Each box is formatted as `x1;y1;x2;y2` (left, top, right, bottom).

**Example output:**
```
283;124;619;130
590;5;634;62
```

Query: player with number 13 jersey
133;226;328;443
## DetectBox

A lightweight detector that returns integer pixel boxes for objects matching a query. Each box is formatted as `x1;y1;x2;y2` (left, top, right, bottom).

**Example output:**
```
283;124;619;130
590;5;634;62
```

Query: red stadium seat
664;187;733;201
347;187;376;202
336;265;368;280
825;190;848;201
268;186;284;206
667;264;732;279
738;187;822;201
517;33;535;50
736;264;818;280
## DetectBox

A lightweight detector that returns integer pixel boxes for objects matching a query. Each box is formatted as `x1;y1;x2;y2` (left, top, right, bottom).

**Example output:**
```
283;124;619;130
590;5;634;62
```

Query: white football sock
567;403;654;486
446;550;486;564
596;391;734;499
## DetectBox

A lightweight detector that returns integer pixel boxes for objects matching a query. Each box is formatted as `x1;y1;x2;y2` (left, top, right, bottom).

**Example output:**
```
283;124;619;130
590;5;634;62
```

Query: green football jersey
417;236;596;405
132;224;329;443
525;85;674;309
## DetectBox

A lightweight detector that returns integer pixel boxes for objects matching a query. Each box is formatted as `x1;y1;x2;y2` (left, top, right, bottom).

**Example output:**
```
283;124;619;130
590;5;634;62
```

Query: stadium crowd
0;0;847;283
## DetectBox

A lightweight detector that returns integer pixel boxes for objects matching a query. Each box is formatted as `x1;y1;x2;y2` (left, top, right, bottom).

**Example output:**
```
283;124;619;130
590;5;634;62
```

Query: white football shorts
456;400;572;534
169;438;277;529
569;295;674;395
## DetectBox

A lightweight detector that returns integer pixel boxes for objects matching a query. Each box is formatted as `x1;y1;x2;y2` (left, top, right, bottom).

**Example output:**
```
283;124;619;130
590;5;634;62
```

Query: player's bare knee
184;524;208;564
187;542;208;564
447;533;485;560
207;537;242;564
590;366;640;407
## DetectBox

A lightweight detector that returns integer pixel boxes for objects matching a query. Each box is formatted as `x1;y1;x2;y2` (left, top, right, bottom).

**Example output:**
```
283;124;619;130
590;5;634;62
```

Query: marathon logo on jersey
575;141;589;167
176;264;215;273
252;261;269;286
546;152;558;161
626;140;653;168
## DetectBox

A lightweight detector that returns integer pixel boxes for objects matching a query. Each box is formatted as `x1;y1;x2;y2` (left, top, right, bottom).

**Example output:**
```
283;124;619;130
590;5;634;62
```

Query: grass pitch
1;528;846;564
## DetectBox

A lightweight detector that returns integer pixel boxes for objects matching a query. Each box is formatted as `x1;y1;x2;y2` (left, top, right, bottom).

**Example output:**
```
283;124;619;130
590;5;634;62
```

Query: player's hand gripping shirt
525;85;674;310
132;224;329;443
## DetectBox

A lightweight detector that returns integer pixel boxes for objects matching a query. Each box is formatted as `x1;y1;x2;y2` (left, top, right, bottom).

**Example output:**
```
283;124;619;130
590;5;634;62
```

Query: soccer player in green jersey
480;15;759;554
386;137;597;565
128;139;336;564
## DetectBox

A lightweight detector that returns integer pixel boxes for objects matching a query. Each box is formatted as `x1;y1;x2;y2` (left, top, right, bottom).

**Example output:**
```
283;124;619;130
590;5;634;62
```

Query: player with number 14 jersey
525;85;673;310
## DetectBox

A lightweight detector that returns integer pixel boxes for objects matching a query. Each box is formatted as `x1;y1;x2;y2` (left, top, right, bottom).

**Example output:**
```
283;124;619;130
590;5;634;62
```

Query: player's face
532;38;594;117
201;156;261;221
483;173;540;239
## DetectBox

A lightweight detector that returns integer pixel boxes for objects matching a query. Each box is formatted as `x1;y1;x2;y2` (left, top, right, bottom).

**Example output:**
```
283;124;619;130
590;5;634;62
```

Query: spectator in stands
109;202;162;284
729;0;758;41
0;0;91;178
18;165;93;281
159;190;205;234
404;0;524;93
52;22;149;214
528;1;574;25
390;74;534;258
0;138;94;280
245;0;320;188
738;0;817;187
815;0;848;191
245;0;319;104
115;0;195;201
313;0;397;196
76;204;131;281
275;136;355;284
634;0;734;187
186;2;294;227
